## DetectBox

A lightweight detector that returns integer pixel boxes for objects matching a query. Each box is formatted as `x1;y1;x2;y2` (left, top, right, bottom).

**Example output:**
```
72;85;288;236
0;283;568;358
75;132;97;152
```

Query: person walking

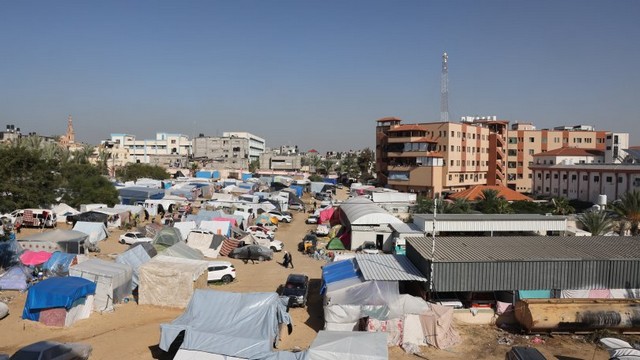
245;247;256;264
282;251;290;268
287;252;294;269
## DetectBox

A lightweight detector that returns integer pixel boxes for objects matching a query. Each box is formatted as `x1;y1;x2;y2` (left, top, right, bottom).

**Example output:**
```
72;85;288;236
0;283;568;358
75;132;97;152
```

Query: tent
307;331;388;360
69;259;133;313
19;250;52;266
0;236;20;269
159;289;291;359
138;255;208;308
326;238;346;251
218;238;241;257
69;211;109;225
72;221;109;244
0;266;32;291
43;251;78;277
153;227;184;251
129;241;158;257
18;229;88;254
51;203;79;223
186;232;224;259
200;220;231;237
174;221;197;241
116;245;152;291
22;276;96;327
162;242;205;260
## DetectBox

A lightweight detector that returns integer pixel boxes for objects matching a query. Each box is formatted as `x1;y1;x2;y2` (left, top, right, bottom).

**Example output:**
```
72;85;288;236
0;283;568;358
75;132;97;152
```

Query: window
508;149;517;156
448;175;452;181
529;137;535;142
563;174;567;180
571;174;577;181
554;174;559;179
594;175;600;182
529;149;534;155
618;177;623;183
508;137;518;144
583;175;588;181
450;160;454;166
451;145;454;151
456;160;460;166
545;174;550;179
606;176;613;183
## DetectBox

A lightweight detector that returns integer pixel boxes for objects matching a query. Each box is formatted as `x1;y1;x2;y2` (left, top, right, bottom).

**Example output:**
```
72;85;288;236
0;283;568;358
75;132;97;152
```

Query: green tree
0;147;59;212
611;190;640;236
249;159;261;173
58;163;119;207
550;197;575;215
475;189;512;214
510;200;545;214
319;159;335;175
577;210;614;236
356;148;374;181
413;196;435;214
443;198;472;214
116;163;169;182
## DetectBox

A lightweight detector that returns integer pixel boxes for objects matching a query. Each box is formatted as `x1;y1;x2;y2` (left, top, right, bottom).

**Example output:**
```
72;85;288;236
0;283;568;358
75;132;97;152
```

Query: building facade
530;148;640;202
222;132;266;161
259;153;303;171
107;133;191;167
192;135;251;170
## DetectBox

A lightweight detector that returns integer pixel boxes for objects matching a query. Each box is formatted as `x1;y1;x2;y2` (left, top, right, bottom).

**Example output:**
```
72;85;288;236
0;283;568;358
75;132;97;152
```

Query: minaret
66;115;75;144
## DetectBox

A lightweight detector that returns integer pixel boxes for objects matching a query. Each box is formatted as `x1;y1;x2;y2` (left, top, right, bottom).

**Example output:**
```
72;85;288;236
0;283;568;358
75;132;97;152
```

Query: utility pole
429;197;438;295
440;52;449;122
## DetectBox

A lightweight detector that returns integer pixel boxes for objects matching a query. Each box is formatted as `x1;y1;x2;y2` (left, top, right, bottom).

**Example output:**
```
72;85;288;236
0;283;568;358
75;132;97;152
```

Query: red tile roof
307;149;318;153
376;117;402;122
533;147;603;157
448;185;532;202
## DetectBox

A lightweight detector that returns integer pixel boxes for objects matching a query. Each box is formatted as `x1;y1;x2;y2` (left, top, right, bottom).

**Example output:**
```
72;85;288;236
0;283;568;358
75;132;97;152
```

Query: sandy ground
0;189;629;359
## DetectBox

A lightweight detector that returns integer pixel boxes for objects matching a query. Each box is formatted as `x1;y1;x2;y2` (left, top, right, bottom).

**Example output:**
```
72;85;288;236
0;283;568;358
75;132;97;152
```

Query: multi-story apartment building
259;153;303;171
530;148;640;202
376;117;630;197
107;133;191;167
192;134;251;170
222;132;265;162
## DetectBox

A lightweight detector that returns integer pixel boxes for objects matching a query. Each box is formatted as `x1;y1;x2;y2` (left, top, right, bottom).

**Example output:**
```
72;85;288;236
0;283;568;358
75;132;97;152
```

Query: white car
315;224;330;237
247;225;275;239
268;211;292;223
268;239;284;252
119;231;153;245
207;261;236;284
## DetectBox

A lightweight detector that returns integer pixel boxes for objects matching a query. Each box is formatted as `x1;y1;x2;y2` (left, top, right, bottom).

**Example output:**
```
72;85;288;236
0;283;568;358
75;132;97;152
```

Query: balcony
495;147;505;159
388;165;415;171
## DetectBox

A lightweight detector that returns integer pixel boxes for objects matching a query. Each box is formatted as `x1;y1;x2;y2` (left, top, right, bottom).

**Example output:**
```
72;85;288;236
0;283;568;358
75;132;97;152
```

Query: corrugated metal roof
356;254;427;282
406;236;640;262
413;214;567;233
351;225;392;232
388;222;422;234
339;197;403;225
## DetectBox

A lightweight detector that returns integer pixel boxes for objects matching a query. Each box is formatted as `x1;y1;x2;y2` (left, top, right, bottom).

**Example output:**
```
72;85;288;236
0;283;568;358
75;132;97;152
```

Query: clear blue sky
1;0;639;152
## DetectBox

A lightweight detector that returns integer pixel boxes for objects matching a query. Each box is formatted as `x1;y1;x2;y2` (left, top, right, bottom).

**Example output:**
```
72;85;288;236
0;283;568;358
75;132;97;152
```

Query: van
14;209;58;228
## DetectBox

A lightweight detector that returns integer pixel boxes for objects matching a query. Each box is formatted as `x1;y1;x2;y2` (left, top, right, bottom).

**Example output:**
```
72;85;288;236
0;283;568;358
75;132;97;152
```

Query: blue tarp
22;276;97;321
196;171;220;179
321;258;360;294
322;178;337;185
0;235;20;269
238;182;255;190
518;290;552;299
118;186;165;205
288;185;303;198
241;173;252;181
43;251;77;277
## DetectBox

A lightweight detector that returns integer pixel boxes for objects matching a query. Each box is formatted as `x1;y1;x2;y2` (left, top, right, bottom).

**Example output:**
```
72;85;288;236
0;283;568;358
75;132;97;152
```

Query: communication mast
440;52;449;122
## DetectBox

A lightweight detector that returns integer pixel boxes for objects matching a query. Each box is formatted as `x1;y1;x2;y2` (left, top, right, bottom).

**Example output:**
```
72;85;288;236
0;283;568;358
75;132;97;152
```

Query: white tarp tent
186;232;224;259
200;220;231;237
174;221;197;240
51;203;79;223
115;245;153;291
138;255;208;308
69;258;133;312
307;331;388;360
72;221;109;244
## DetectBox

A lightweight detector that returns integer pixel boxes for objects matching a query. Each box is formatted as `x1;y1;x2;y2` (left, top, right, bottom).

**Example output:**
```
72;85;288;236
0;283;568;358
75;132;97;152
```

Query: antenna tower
440;52;449;122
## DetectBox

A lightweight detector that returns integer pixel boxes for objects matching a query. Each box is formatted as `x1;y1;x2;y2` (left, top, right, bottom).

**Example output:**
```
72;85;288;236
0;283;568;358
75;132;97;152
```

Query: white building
108;133;192;166
531;147;640;202
222;132;265;161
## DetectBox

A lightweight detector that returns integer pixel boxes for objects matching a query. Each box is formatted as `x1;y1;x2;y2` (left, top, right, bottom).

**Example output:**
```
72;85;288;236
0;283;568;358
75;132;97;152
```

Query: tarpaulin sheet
19;250;52;266
308;331;387;360
22;276;96;321
43;252;77;277
116;245;151;291
0;266;31;291
69;259;133;312
321;258;359;294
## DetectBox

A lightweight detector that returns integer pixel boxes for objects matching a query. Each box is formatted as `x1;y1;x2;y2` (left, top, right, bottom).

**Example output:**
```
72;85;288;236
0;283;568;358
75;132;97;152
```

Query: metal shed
413;214;568;235
406;236;640;292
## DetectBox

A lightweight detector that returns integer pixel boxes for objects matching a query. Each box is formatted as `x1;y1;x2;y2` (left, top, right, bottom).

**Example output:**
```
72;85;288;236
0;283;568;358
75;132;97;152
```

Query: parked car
305;215;319;224
10;340;92;360
119;231;153;245
280;273;309;308
230;245;273;261
268;210;292;223
505;346;547;360
315;224;330;237
247;225;275;239
288;203;305;212
207;261;236;284
356;241;380;254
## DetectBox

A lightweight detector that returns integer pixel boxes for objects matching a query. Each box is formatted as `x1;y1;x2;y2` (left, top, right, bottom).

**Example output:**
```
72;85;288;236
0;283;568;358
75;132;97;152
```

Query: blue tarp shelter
43;251;77;277
241;173;252;181
322;178;338;185
196;170;220;180
288;185;304;198
321;258;360;294
22;276;96;321
118;186;165;205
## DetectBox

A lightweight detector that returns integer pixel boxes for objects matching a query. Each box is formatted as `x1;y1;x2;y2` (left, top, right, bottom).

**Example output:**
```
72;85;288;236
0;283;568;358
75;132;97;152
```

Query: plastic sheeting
0;236;20;269
186;233;222;259
22;276;96;321
162;242;205;260
138;255;208;308
0;266;31;291
200;221;231;237
69;259;133;312
72;221;109;244
307;331;388;360
160;289;291;359
174;221;197;240
19;251;52;266
43;252;78;277
153;227;183;250
115;245;151;291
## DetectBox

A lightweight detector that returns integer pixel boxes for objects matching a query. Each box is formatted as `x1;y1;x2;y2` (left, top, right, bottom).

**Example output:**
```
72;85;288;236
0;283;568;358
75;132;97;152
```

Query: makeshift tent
159;289;291;359
129;241;158;257
43;251;78;277
116;245;152;291
200;220;231;237
174;221;197;241
69;259;133;313
92;208;131;229
0;266;32;291
326;238;346;251
138;255;208;308
51;203;79;223
22;276;96;327
319;207;335;223
162;242;205;260
118;186;165;205
72;221;109;244
186;232;224;259
218;238;241;257
402;304;460;350
153;227;184;251
69;211;109;225
307;331;388;360
0;236;20;269
18;229;88;254
19;251;52;266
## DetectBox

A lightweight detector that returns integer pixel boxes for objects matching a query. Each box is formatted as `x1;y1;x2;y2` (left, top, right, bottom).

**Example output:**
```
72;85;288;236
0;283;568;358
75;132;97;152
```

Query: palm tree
577;210;614;236
320;159;334;175
611;190;640;236
476;189;512;214
551;197;575;215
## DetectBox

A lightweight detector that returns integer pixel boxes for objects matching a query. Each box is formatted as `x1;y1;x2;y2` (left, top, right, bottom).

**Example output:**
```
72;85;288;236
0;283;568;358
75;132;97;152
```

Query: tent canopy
308;331;388;360
72;221;109;244
116;245;153;291
22;276;96;321
153;227;184;250
160;289;291;359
